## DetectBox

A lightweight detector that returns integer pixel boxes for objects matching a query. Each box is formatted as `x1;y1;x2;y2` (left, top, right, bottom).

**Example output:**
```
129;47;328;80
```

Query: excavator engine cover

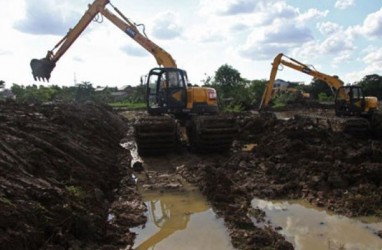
30;58;56;82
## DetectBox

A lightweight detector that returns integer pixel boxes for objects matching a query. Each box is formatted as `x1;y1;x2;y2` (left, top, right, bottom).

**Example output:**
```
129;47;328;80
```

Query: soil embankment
1;103;381;249
178;111;382;248
0;101;145;249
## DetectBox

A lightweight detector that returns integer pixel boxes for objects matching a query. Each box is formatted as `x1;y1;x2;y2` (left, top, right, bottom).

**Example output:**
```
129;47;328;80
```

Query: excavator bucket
30;58;56;82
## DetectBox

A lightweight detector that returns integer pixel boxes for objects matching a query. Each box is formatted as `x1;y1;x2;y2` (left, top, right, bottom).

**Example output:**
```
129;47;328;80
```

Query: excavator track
134;115;178;155
188;115;238;152
371;111;382;139
341;117;371;136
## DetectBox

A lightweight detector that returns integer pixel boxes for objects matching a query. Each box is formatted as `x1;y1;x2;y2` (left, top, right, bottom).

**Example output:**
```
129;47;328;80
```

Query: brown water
252;199;382;250
131;188;235;250
122;135;233;250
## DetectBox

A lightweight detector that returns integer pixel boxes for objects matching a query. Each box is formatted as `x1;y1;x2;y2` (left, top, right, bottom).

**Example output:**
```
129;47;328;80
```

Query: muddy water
131;190;234;250
251;199;382;250
123;133;233;250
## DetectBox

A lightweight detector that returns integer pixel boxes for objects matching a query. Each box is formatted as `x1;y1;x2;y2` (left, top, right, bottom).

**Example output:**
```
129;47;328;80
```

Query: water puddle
131;189;234;250
251;198;382;250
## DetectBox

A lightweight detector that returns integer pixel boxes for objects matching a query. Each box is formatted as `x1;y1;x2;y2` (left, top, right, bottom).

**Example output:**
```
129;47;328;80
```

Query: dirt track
1;101;381;249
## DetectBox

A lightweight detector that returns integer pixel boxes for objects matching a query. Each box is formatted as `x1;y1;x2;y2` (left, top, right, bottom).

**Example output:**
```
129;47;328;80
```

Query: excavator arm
30;0;176;82
259;53;346;109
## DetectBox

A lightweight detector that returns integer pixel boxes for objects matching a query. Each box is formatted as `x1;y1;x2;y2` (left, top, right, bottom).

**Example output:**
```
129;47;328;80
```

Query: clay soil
1;102;381;250
0;101;145;250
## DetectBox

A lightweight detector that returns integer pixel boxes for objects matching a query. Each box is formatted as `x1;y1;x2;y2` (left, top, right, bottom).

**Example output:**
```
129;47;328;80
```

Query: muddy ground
0;101;145;249
1;101;381;249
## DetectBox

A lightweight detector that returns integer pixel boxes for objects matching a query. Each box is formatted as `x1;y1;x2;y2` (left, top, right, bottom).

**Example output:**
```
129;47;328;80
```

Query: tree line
1;65;381;111
2;81;145;105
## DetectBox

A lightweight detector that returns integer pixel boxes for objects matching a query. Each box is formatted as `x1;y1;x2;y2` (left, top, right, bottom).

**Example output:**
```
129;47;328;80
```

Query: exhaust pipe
30;58;56;82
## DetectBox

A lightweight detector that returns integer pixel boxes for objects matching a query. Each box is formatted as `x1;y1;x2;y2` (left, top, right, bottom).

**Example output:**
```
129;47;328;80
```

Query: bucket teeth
30;58;56;82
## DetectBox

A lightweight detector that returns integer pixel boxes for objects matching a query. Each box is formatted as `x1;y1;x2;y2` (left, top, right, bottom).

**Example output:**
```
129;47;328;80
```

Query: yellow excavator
259;53;382;135
30;0;237;154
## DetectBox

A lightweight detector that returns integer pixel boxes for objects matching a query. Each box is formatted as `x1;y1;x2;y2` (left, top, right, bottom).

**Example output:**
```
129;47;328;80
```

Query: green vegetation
2;70;381;111
318;92;333;102
203;64;267;112
109;101;146;109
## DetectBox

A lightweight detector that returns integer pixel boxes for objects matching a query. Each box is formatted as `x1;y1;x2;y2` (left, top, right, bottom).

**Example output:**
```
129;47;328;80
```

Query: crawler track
134;115;178;155
188;115;238;152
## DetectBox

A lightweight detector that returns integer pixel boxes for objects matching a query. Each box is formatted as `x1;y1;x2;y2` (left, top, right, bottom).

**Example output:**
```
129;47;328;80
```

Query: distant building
110;91;128;101
274;79;305;89
274;79;289;89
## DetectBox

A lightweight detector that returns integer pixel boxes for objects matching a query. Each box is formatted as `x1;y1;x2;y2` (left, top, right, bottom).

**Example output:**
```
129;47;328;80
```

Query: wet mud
0;101;145;249
1;102;382;249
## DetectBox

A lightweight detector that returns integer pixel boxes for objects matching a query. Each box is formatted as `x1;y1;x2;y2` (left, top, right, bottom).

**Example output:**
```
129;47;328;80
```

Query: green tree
209;65;265;111
75;82;94;102
214;64;242;87
11;84;25;100
356;74;382;100
94;87;113;103
247;79;267;107
310;78;335;100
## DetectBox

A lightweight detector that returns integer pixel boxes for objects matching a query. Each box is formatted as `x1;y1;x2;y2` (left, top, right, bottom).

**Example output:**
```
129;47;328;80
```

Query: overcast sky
1;0;382;88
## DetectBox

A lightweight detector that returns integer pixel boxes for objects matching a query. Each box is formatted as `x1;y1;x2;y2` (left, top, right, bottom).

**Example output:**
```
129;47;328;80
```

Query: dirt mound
178;111;382;249
0;101;144;249
237;113;382;216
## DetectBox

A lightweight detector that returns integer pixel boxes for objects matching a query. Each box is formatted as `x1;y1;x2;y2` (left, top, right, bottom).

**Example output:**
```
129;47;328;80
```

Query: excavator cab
146;67;188;115
335;86;366;117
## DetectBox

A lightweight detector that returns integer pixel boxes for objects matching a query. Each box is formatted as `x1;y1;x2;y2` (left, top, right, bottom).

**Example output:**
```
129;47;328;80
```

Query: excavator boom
260;53;381;138
259;53;345;109
31;0;237;154
30;0;176;82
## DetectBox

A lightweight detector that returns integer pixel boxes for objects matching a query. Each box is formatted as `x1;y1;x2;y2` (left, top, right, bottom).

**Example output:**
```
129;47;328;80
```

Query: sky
1;0;382;88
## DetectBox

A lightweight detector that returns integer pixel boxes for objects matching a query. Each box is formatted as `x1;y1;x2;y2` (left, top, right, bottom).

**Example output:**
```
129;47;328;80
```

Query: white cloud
332;51;352;66
361;7;382;37
13;0;82;35
238;20;313;60
335;0;355;10
363;47;382;64
349;8;382;38
320;34;354;54
317;22;342;36
297;8;329;23
121;44;148;57
151;11;182;40
236;2;327;61
199;0;257;16
220;0;257;15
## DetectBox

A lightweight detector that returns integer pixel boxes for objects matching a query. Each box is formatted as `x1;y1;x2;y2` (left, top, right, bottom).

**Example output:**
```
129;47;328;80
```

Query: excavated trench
130;156;234;250
1;103;382;249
